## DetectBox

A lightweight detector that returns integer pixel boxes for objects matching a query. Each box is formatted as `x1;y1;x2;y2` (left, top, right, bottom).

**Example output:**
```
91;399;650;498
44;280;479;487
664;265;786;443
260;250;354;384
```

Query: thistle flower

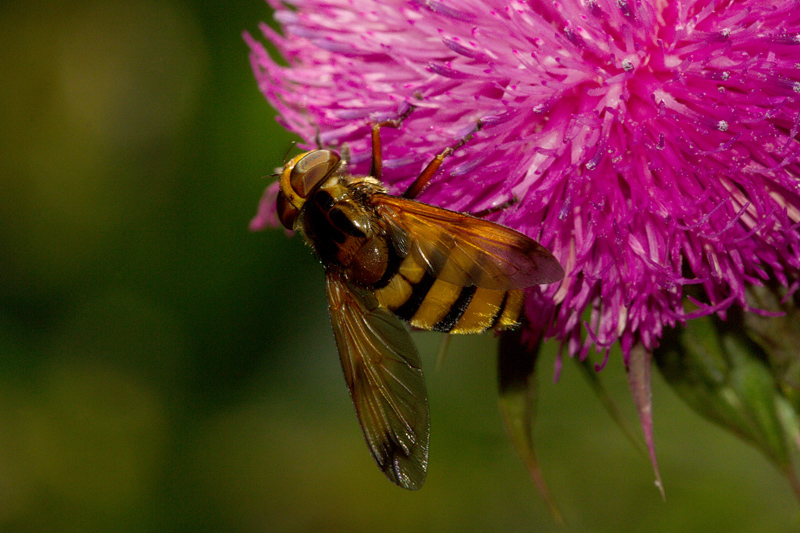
246;0;800;499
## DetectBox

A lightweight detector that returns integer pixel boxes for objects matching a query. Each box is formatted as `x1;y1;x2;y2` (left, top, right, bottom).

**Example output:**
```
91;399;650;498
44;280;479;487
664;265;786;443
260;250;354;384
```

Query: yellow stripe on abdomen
374;273;413;310
449;288;506;334
373;253;527;334
374;255;426;311
409;279;462;330
492;289;524;330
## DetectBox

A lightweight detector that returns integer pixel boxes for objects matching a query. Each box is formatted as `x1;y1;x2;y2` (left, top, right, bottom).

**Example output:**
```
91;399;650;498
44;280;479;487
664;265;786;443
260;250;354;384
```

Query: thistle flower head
247;0;800;368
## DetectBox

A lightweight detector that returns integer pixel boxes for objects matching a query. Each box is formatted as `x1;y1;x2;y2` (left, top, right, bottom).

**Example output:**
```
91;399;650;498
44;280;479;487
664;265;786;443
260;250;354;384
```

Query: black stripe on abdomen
433;285;478;332
393;271;436;321
489;291;509;330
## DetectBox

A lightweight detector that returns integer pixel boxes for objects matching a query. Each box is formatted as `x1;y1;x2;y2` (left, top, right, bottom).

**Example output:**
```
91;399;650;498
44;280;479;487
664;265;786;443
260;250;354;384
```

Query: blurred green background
0;0;798;531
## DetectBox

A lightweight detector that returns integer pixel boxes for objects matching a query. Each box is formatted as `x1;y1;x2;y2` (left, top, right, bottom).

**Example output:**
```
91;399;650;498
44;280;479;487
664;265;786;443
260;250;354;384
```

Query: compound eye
289;150;341;197
276;189;298;229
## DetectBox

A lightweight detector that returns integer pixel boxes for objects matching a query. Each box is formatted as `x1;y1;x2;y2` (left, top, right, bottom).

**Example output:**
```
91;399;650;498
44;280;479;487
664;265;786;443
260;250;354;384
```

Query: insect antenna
281;141;297;165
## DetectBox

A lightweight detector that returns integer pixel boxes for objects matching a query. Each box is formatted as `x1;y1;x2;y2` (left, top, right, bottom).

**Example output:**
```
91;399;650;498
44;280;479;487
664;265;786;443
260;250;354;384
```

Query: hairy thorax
299;175;398;287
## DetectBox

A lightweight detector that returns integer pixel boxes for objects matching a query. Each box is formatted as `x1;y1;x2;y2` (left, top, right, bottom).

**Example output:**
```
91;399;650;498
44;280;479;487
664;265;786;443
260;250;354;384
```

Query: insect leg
402;119;484;200
340;143;351;164
370;106;416;181
314;128;323;150
470;195;518;218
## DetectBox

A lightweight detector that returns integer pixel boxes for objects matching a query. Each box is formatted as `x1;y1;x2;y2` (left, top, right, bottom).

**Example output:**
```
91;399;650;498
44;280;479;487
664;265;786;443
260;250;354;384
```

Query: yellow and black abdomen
374;254;524;334
301;177;528;334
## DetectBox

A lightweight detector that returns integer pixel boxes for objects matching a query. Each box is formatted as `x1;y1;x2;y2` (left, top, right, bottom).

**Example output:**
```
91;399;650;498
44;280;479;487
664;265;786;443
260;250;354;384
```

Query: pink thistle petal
249;181;282;231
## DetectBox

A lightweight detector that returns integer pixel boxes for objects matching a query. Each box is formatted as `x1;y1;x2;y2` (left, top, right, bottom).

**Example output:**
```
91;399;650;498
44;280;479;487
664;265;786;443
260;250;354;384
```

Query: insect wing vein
325;274;430;490
374;195;564;289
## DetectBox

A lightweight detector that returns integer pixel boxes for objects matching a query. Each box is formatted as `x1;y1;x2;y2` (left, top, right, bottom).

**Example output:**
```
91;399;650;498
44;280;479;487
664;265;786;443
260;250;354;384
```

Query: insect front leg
470;195;519;218
402;119;484;200
370;106;416;181
314;127;323;150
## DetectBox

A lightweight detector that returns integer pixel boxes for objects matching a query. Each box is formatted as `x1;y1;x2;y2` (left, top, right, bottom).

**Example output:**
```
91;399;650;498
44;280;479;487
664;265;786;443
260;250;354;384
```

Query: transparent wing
326;273;430;490
374;195;564;290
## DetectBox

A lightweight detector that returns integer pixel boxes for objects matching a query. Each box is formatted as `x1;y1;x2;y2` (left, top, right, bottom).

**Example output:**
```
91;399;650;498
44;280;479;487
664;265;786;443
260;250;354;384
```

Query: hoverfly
275;112;564;490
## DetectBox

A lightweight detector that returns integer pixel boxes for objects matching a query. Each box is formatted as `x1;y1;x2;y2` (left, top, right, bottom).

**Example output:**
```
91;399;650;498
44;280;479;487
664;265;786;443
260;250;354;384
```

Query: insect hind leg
402;119;484;200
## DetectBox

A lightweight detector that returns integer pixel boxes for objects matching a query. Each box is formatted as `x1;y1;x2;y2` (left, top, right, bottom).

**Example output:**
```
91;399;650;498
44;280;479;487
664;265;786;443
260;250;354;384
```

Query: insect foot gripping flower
246;0;800;502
